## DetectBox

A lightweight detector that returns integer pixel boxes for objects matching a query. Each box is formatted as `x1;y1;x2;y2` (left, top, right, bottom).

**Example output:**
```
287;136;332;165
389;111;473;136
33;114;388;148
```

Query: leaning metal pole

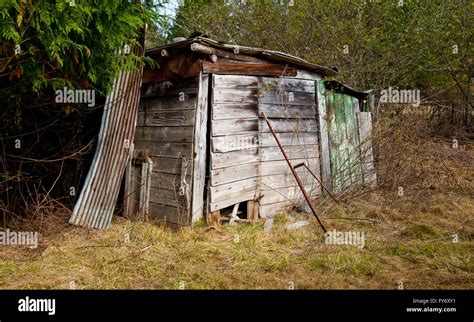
262;112;327;233
293;162;346;211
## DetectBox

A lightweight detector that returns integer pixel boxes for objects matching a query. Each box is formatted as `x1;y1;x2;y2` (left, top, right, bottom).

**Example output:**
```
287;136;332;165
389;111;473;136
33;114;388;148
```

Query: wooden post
123;143;134;218
357;112;377;187
316;80;332;193
247;200;258;222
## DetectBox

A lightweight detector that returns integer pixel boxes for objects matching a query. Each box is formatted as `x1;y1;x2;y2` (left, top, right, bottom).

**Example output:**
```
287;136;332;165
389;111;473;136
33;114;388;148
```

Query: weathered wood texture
257;77;322;218
124;157;141;220
316;80;332;192
134;77;199;226
209;74;260;212
190;73;209;223
208;75;322;217
325;89;363;192
202;61;298;77
357;111;377;187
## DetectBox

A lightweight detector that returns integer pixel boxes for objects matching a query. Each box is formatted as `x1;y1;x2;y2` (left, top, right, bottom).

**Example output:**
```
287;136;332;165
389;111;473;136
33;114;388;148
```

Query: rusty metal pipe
262;112;327;233
297;162;346;212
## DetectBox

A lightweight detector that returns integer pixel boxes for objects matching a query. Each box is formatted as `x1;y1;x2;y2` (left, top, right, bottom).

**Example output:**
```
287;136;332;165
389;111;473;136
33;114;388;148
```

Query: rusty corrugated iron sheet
69;42;145;229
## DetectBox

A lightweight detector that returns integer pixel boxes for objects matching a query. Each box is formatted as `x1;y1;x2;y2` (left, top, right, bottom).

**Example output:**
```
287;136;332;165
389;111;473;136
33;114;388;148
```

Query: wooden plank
212;89;258;104
357;111;377;187
148;202;189;225
150;172;191;190
260;77;315;93
135;126;194;143
260;159;319;176
210;158;319;187
202;61;298;77
260;145;318;162
123;143;134;219
210;177;258;202
134;141;192;158
139;95;198;111
316;80;332;192
289;70;322;81
212;103;258;120
213;75;259;89
191;73;209;223
210;162;259;186
260;132;318;147
142;83;198;98
345;95;363;185
259;91;315;106
124;162;141;219
259;185;315;205
247;200;258;221
139;162;149;217
137;110;195;127
209;191;256;212
258;103;316;119
151;156;187;175
328;91;346;191
212;134;259;153
260;173;319;190
191;44;268;64
211;148;259;169
258;118;318;133
150;186;187;208
212;119;258;136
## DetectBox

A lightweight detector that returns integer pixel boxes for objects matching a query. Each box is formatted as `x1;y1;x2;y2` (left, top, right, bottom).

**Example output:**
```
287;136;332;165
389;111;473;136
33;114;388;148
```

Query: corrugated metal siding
69;43;145;229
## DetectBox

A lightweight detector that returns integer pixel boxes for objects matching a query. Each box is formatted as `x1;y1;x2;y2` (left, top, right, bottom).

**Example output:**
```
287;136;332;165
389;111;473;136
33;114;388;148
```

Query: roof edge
146;37;337;77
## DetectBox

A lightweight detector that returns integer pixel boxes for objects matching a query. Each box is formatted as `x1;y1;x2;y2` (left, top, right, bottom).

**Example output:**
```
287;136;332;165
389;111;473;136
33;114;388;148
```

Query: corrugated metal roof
146;36;337;77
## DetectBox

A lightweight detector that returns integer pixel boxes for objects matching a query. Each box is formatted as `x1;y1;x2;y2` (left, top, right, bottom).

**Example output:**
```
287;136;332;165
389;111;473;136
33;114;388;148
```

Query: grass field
0;187;472;289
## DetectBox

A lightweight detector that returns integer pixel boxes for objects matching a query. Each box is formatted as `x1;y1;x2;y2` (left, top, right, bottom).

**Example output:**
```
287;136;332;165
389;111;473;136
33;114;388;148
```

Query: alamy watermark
325;229;365;249
0;229;38;249
55;87;95;107
380;87;421;107
221;135;258;151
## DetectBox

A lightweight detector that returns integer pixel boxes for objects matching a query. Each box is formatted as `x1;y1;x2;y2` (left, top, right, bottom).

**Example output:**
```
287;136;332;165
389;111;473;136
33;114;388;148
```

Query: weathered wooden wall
132;56;375;225
325;89;363;192
209;75;322;218
209;75;260;212
133;77;199;226
257;77;321;218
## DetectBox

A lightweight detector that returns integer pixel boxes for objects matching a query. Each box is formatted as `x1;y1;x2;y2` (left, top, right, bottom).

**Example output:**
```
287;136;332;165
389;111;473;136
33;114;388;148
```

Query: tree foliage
0;0;162;216
0;0;159;107
169;0;473;128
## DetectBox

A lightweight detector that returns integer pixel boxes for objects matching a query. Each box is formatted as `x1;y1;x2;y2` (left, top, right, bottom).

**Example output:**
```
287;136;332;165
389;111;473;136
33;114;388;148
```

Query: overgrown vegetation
170;0;473;129
1;118;472;289
0;1;472;289
0;0;161;221
0;187;471;289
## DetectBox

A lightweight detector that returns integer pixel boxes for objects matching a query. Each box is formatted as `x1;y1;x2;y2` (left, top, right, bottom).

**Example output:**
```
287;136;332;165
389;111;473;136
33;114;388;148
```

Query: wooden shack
124;36;376;227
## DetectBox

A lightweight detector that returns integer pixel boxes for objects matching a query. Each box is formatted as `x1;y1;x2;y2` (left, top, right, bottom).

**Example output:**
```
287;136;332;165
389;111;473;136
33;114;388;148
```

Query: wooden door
324;89;363;192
